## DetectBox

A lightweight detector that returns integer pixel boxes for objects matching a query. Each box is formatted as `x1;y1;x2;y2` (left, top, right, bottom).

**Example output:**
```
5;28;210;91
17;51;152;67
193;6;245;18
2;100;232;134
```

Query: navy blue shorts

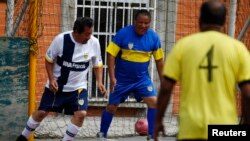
108;77;156;104
38;88;88;115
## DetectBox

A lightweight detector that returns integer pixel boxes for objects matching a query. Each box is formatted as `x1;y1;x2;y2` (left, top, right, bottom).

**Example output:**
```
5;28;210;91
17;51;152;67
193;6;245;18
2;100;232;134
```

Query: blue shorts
108;77;156;104
38;88;88;115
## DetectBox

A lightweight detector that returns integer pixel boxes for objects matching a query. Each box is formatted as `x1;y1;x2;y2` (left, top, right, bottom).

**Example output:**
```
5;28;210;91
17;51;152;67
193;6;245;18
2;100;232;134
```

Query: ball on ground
135;118;148;136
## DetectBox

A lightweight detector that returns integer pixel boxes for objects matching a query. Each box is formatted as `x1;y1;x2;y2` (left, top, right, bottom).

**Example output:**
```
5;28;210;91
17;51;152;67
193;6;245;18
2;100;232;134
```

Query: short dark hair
199;1;226;26
73;17;93;33
134;9;151;21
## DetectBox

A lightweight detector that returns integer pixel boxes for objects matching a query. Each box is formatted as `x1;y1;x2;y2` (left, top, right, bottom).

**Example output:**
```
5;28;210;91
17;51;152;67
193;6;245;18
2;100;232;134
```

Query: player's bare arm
107;53;116;93
154;76;175;141
94;66;107;97
155;58;164;83
45;60;58;93
239;81;250;124
239;81;250;98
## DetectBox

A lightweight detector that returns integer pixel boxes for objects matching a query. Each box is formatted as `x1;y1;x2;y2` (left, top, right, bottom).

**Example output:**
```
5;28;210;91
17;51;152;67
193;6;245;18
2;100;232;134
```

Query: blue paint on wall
0;37;29;141
0;99;12;106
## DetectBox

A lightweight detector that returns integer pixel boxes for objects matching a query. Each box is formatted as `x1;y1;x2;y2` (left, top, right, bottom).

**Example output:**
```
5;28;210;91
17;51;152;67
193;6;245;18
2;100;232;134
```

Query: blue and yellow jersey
107;25;164;82
163;31;250;139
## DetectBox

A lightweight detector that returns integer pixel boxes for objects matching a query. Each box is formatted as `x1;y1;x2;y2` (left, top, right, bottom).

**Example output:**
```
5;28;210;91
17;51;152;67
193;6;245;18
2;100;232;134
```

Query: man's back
155;1;250;141
164;31;250;139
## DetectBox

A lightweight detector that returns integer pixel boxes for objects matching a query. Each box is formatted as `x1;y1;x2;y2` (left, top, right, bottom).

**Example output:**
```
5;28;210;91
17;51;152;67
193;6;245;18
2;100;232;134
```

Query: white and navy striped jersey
45;31;103;92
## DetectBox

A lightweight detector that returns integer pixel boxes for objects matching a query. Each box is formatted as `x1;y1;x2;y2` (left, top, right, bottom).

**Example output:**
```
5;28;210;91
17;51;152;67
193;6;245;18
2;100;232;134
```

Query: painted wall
0;37;29;140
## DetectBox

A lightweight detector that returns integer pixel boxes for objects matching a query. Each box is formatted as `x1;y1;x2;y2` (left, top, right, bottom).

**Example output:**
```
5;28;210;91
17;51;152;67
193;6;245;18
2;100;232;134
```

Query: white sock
21;116;40;139
62;121;81;141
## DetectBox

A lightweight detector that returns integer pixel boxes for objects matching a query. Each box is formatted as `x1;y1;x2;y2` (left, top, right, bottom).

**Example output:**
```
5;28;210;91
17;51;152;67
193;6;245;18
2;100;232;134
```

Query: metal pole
6;0;14;37
228;0;237;37
237;16;250;41
28;0;38;140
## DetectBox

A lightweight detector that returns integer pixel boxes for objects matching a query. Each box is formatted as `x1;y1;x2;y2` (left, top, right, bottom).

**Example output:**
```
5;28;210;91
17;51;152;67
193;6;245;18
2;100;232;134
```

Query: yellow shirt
163;31;250;139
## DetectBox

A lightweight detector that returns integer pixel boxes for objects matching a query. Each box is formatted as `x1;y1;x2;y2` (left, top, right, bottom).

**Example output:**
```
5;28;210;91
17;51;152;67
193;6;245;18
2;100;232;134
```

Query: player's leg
62;110;87;141
143;96;157;139
99;83;132;138
16;110;49;141
99;104;118;138
62;89;88;141
16;87;56;141
135;78;157;140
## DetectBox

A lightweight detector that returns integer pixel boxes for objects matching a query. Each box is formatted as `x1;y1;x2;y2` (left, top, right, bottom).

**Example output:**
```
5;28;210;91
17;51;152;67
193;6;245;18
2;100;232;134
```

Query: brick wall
0;2;6;35
35;0;61;108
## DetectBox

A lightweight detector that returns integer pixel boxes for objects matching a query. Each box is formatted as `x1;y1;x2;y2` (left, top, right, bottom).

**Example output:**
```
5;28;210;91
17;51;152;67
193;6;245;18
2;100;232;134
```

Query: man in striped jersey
17;17;107;141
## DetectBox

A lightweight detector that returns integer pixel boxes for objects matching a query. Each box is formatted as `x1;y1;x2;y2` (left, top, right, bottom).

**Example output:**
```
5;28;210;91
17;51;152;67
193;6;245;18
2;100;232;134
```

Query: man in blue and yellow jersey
97;10;164;140
154;0;250;141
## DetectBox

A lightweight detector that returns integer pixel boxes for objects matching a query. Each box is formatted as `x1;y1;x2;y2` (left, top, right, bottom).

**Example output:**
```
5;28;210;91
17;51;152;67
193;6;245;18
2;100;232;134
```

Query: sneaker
96;132;106;141
147;135;153;141
16;135;27;141
96;132;117;141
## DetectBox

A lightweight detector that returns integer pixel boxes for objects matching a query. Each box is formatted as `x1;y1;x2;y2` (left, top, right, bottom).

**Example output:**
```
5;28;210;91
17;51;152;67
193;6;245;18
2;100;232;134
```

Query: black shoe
16;135;27;141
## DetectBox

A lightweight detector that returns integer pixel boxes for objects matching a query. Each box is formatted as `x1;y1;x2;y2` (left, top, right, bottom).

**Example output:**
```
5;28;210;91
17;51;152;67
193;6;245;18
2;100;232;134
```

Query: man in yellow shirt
154;0;250;140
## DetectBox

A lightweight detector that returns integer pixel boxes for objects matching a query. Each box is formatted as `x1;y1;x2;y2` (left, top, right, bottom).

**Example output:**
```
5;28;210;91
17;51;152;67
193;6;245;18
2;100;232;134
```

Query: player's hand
154;120;165;141
110;78;116;93
98;83;107;97
49;79;58;94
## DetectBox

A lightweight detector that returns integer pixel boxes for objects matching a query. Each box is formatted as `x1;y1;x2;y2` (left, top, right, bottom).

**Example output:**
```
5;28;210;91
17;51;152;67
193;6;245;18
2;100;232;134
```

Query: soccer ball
135;118;148;136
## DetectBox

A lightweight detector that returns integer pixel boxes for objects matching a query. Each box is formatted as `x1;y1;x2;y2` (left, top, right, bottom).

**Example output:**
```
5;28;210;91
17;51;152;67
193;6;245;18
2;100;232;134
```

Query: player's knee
144;97;157;108
33;110;49;121
147;101;157;108
106;104;118;114
74;110;87;121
